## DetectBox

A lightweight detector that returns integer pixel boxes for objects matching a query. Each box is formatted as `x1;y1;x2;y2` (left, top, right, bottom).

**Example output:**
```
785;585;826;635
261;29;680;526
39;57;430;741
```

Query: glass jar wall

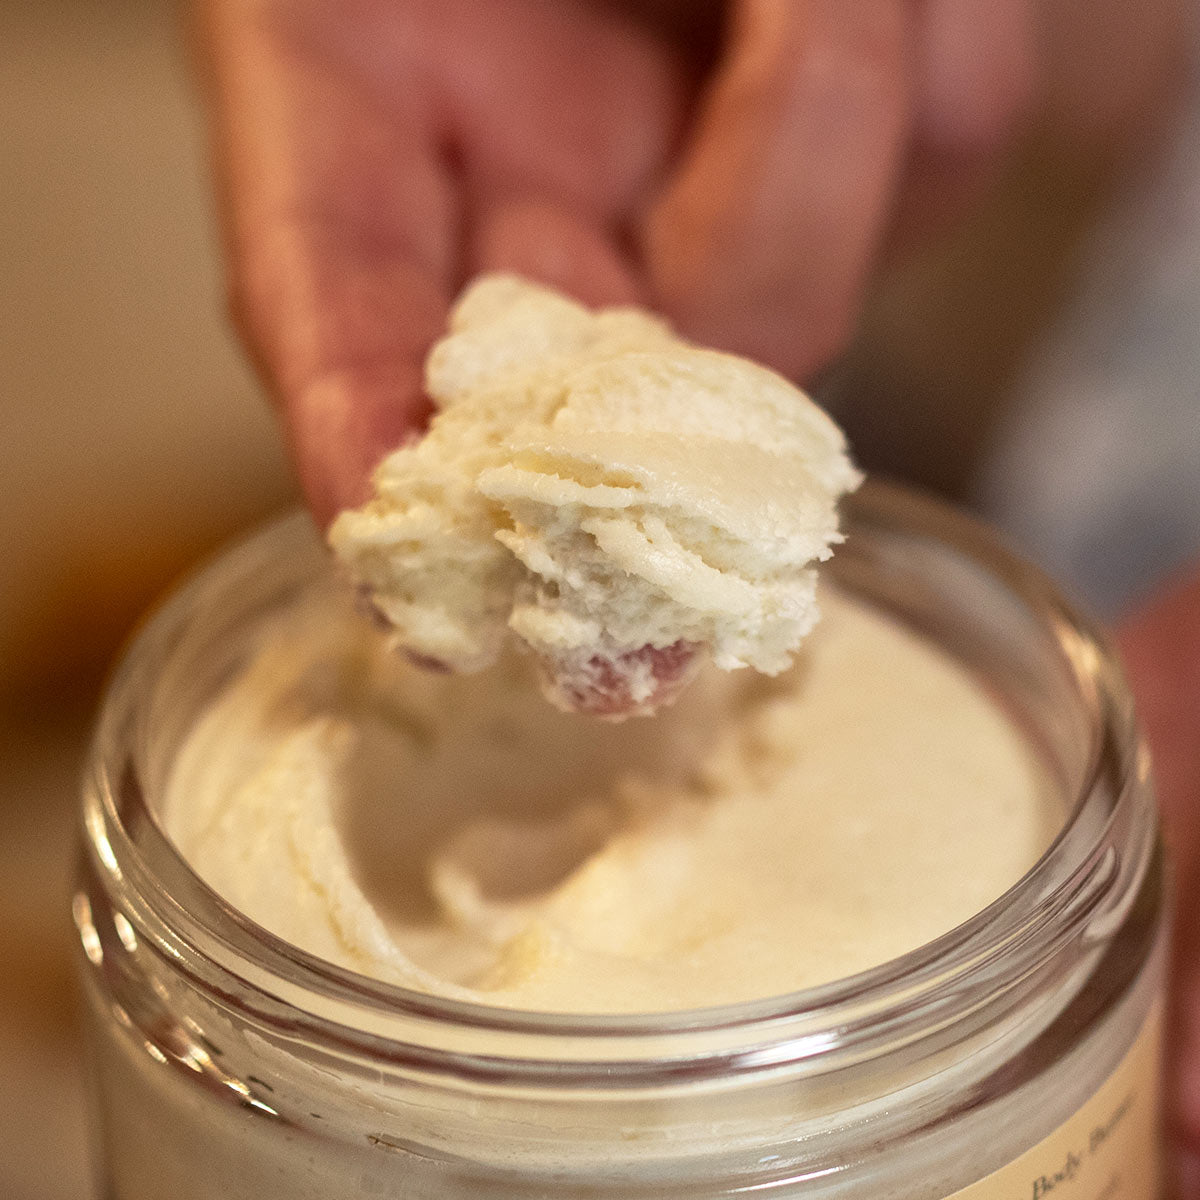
75;484;1166;1199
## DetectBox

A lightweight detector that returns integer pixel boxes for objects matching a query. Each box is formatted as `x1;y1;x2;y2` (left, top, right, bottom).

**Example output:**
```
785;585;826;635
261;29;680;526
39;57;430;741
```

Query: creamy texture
164;586;1058;1013
329;275;861;710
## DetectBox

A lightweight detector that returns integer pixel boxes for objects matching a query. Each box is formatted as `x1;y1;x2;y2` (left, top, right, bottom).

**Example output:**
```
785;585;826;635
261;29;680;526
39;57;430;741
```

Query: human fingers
435;0;687;308
194;0;456;526
1117;566;1200;1194
641;0;915;380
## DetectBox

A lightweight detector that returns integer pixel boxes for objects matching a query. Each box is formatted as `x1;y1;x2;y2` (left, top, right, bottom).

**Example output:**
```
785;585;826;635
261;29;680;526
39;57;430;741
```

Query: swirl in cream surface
164;585;1058;1014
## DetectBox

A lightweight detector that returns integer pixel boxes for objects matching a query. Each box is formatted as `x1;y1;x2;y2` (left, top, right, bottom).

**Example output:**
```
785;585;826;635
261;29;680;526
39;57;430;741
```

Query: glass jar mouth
80;480;1154;1085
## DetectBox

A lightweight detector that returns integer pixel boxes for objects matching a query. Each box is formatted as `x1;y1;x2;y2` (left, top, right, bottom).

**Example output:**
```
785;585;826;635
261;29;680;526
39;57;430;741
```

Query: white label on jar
949;1005;1162;1199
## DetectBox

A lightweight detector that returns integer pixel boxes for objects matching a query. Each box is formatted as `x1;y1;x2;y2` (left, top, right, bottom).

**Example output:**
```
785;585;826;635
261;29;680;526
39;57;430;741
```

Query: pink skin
1118;569;1200;1197
542;640;700;719
197;0;1196;1179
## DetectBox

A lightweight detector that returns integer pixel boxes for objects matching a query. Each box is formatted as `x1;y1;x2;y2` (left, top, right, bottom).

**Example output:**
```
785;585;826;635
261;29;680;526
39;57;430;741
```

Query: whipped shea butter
330;275;860;716
75;280;1166;1199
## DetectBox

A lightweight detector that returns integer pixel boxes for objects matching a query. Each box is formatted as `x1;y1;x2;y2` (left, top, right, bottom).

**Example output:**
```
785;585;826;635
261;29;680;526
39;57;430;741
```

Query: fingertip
288;390;373;533
286;364;433;531
916;0;1040;161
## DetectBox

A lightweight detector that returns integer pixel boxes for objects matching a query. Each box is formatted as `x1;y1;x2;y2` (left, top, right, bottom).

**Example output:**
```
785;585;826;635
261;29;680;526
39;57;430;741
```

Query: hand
195;0;1053;526
197;0;1195;1156
1118;567;1200;1198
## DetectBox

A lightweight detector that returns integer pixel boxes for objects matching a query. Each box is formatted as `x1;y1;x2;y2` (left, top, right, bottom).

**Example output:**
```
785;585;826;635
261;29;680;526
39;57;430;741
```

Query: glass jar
74;482;1167;1199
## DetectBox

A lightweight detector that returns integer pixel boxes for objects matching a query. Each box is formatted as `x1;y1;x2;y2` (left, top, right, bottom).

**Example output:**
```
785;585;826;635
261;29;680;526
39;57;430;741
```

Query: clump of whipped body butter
329;274;861;717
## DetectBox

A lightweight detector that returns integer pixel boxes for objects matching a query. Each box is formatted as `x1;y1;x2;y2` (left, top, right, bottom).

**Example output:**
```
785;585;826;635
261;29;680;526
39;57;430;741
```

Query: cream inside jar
162;583;1061;1014
76;488;1166;1200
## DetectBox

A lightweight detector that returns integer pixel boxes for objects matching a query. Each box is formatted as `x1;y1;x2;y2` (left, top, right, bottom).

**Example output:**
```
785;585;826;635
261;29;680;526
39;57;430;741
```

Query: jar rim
80;481;1154;1084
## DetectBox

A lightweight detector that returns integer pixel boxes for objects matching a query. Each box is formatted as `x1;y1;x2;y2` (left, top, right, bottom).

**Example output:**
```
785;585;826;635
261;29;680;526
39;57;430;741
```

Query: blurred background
2;2;1197;1197
2;3;290;1196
